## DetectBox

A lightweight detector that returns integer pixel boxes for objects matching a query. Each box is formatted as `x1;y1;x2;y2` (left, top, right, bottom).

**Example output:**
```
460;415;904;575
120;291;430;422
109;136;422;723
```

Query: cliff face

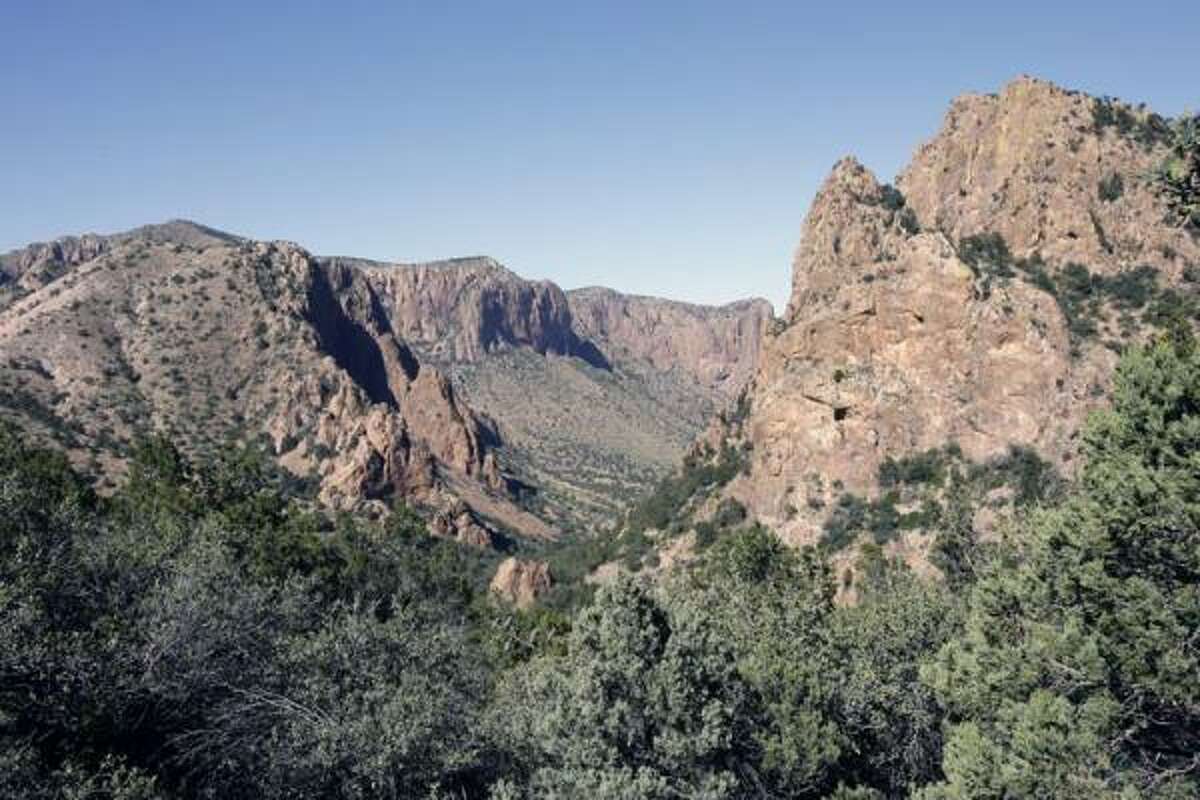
567;288;773;399
718;77;1199;548
336;256;602;366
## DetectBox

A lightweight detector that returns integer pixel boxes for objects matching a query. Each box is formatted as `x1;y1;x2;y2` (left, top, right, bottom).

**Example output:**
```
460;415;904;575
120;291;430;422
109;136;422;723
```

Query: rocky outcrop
719;77;1196;548
567;287;773;398
489;557;553;609
896;76;1198;285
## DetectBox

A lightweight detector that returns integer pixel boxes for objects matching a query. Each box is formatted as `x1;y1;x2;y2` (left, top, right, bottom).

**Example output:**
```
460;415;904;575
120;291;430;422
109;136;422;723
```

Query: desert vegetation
957;231;1198;345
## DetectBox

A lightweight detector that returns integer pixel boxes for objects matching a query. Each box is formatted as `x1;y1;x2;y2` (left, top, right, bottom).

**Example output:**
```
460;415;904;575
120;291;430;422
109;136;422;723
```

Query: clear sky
2;1;1197;309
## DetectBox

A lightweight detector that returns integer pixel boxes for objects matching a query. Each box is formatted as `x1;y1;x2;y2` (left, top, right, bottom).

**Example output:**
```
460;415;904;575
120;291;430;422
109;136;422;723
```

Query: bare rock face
896;76;1199;283
723;77;1194;547
489;557;553;609
567;287;773;398
334;256;593;364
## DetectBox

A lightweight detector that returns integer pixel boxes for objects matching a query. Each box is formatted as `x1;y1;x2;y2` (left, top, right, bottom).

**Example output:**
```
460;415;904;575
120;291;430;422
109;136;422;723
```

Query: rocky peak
899;76;1198;279
785;157;917;321
710;77;1193;550
119;219;241;249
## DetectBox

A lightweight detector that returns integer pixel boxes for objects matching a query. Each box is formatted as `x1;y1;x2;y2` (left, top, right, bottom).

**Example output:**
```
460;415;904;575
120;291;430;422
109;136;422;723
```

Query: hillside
312;253;771;533
0;224;770;542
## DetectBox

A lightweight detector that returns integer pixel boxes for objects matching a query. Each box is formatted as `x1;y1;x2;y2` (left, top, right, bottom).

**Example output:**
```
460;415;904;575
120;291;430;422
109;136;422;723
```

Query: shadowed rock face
709;77;1199;548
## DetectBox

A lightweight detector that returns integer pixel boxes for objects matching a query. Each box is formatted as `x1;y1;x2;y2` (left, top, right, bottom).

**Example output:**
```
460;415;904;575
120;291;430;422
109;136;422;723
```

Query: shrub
877;184;906;211
1152;113;1200;228
1097;171;1124;202
958;232;1015;279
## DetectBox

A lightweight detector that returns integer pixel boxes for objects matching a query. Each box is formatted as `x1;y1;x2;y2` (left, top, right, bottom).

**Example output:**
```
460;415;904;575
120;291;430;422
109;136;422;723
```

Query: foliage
0;425;500;799
876;184;921;234
1097;171;1125;202
958;231;1193;346
491;578;758;798
920;335;1200;797
679;530;962;797
623;441;748;537
878;444;962;489
1152;113;1200;229
823;443;1062;561
957;233;1015;282
5;332;1200;797
1091;97;1172;148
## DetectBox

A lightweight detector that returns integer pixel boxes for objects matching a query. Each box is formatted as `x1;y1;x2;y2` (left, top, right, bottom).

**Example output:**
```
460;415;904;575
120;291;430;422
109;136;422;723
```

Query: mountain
0;221;770;543
320;254;773;534
630;76;1199;577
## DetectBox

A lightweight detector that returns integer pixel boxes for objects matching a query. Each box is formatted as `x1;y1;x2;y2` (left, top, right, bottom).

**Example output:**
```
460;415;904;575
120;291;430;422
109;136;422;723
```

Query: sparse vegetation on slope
1153;113;1200;229
957;231;1198;346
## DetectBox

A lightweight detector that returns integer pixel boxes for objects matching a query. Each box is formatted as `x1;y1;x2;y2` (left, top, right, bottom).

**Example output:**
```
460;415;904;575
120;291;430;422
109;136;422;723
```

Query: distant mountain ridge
0;220;771;541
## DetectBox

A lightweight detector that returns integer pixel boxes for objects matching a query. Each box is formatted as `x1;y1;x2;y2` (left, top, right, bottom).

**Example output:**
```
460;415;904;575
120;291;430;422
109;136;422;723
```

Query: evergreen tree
920;337;1200;798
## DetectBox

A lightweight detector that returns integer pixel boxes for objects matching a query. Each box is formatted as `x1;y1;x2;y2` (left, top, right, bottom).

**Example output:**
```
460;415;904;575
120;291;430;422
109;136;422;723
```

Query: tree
1152;113;1200;228
491;577;758;798
919;336;1200;798
692;528;961;798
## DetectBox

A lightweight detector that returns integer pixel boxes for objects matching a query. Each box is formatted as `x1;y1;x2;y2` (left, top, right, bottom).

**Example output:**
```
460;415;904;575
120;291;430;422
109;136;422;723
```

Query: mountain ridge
0;220;771;542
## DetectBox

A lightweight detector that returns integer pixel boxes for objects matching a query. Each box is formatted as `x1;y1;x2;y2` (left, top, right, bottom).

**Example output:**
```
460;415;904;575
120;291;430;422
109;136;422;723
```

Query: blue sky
2;2;1196;309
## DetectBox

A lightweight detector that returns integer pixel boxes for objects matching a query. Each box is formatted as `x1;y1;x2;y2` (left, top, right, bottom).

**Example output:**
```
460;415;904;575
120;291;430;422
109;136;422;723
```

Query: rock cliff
567;287;772;399
707;77;1199;550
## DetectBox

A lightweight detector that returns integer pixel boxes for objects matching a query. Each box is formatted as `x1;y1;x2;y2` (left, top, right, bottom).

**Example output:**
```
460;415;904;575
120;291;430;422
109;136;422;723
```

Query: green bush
1097;171;1124;202
1091;97;1171;147
1152;113;1200;228
921;335;1200;797
958;232;1015;280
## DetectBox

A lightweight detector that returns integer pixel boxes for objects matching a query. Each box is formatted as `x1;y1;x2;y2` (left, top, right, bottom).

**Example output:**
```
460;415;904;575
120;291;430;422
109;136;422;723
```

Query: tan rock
720;77;1188;549
489;557;553;609
567;287;773;399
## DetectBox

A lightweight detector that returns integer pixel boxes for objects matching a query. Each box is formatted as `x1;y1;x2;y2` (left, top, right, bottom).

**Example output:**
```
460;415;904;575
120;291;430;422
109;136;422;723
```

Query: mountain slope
322;255;772;534
646;77;1198;573
0;222;771;541
0;225;545;544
